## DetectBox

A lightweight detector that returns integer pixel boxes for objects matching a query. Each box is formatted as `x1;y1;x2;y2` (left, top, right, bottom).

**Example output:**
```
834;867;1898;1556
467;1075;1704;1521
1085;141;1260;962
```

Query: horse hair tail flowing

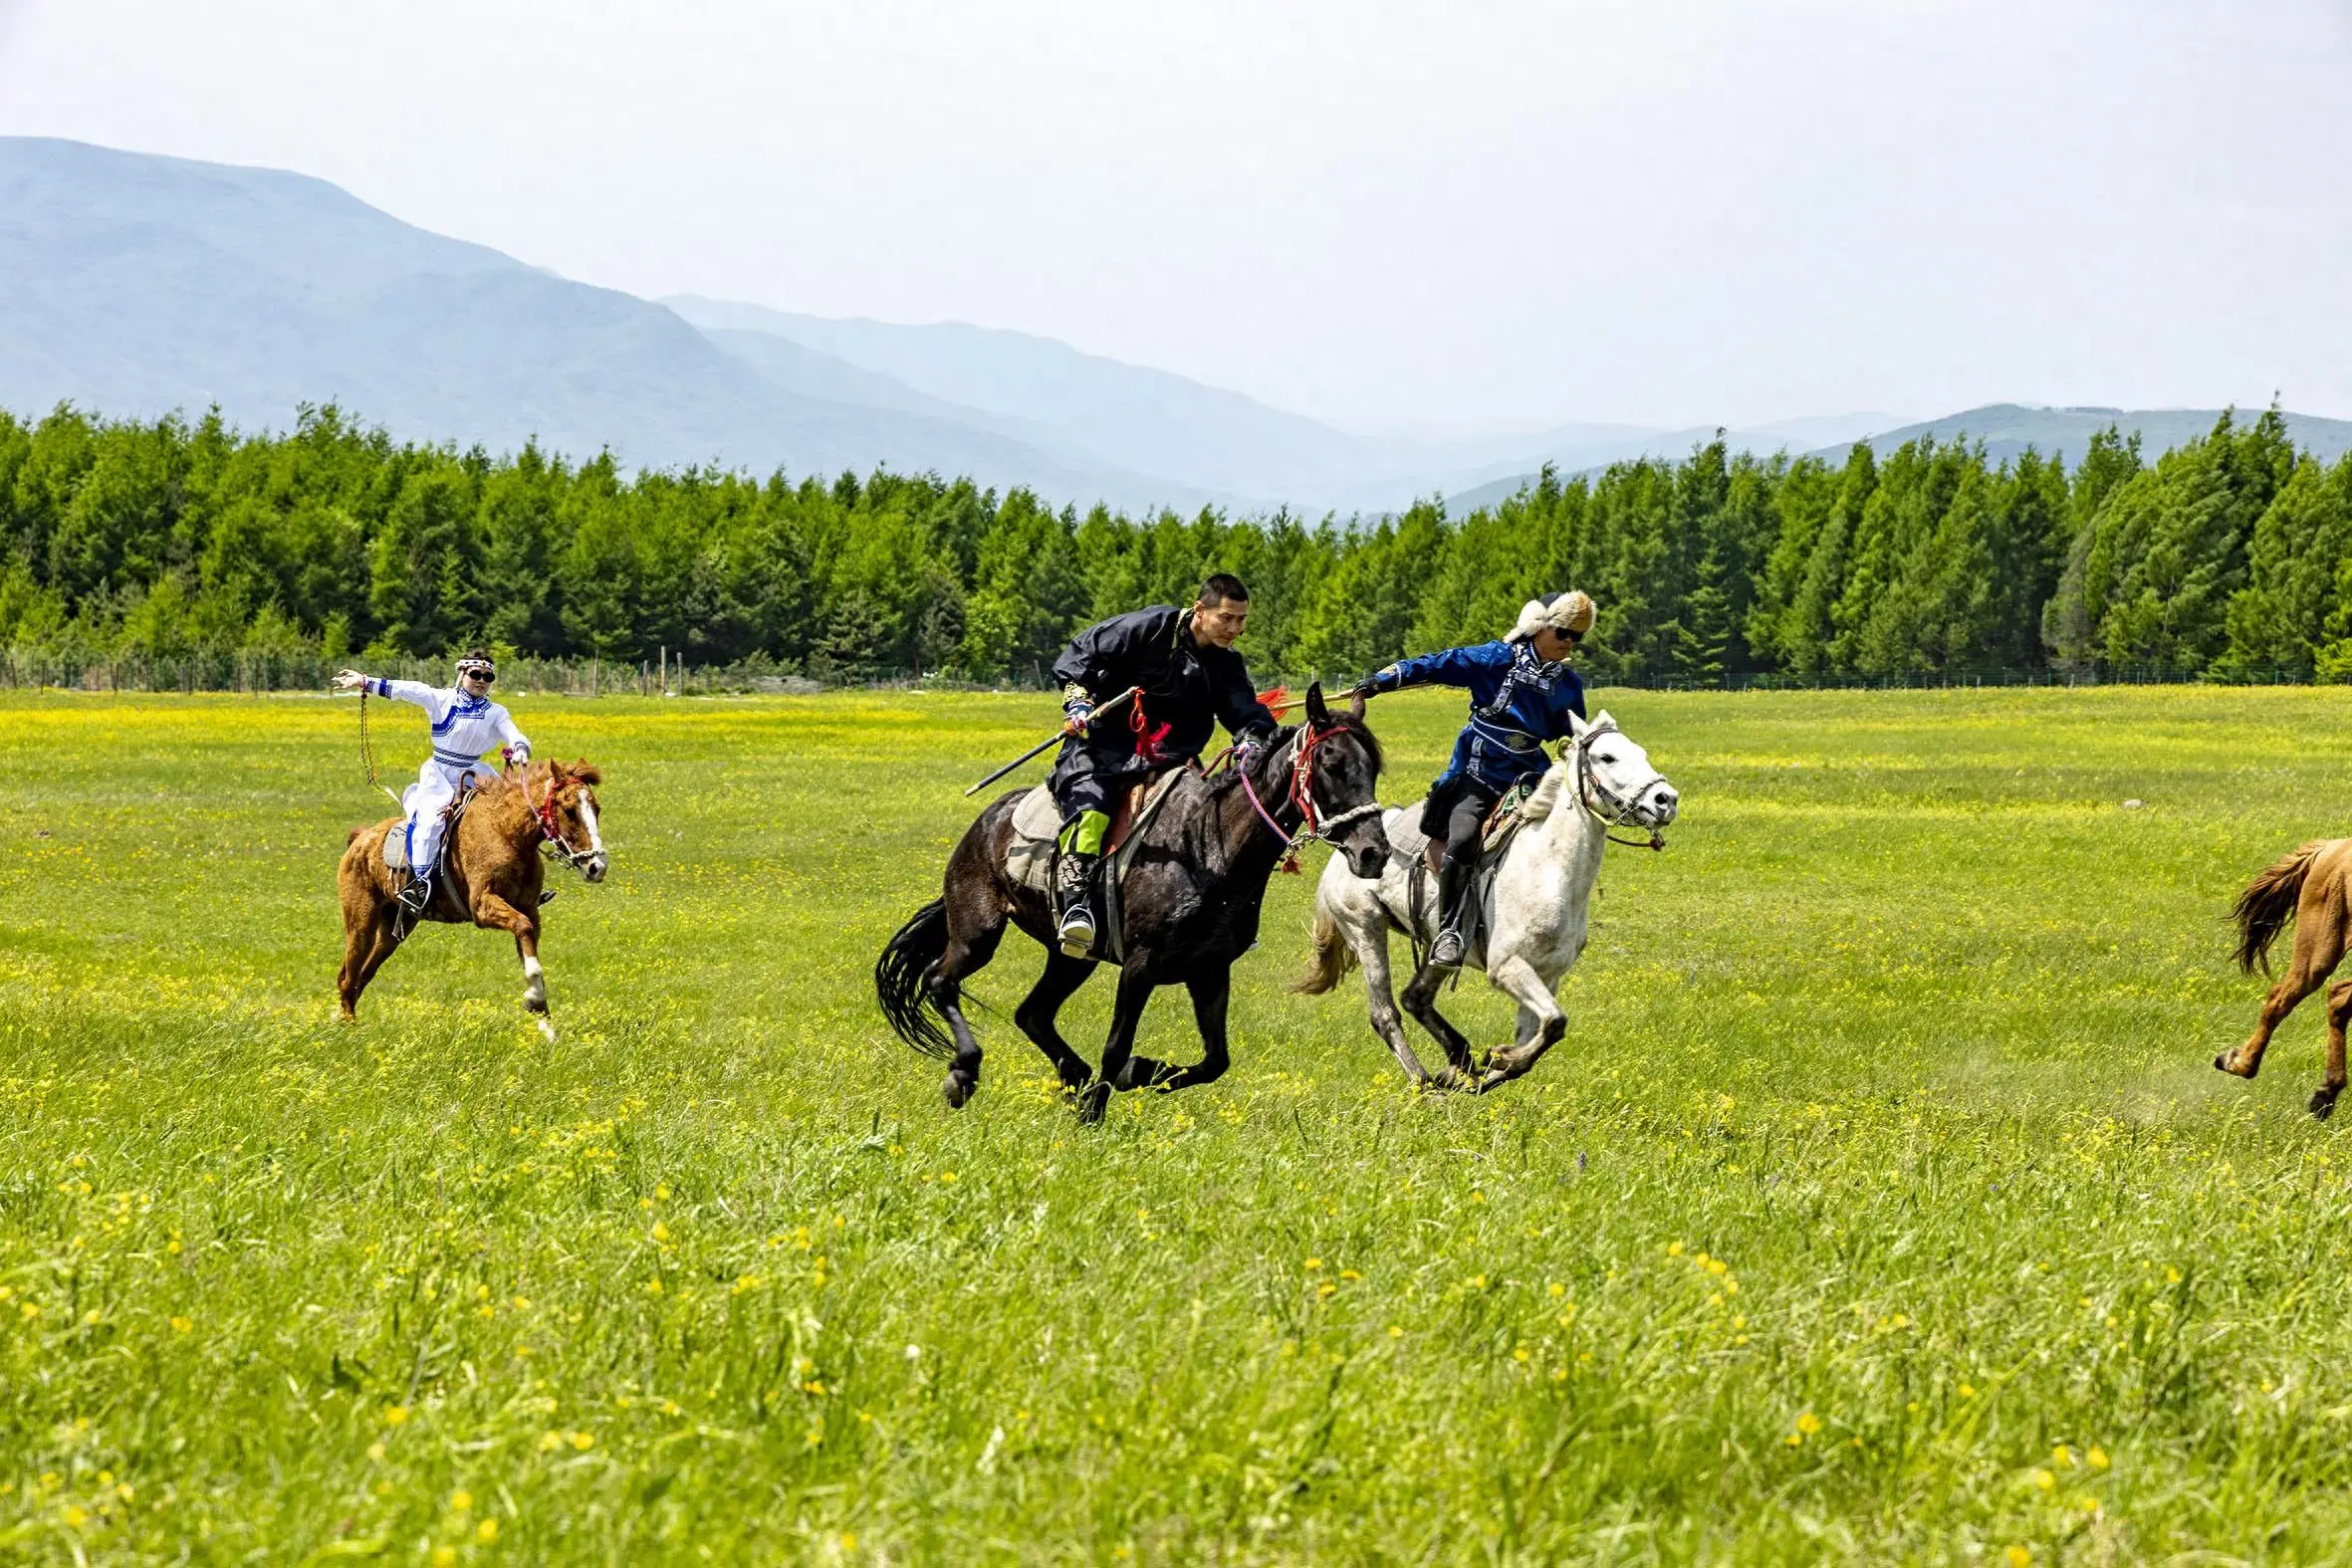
1291;900;1357;996
2234;842;2323;976
875;898;956;1058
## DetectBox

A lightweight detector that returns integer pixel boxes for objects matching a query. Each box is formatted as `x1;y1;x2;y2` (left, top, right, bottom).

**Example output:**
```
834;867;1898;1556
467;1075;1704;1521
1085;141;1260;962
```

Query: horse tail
2234;842;2324;976
1292;897;1356;996
875;898;956;1059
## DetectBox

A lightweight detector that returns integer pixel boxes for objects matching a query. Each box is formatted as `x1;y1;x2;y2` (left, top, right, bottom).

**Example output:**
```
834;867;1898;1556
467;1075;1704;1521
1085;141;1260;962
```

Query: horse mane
1519;760;1569;823
1200;714;1383;797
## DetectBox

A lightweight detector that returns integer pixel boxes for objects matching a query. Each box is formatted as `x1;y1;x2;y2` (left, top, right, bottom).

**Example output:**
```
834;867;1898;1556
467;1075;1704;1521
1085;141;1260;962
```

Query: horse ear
1305;682;1329;726
1591;708;1615;733
1565;710;1591;739
572;759;602;786
1348;688;1367;723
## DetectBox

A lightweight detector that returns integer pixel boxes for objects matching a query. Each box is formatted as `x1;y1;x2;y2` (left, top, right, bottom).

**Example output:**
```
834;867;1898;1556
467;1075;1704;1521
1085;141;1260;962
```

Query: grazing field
7;684;2352;1563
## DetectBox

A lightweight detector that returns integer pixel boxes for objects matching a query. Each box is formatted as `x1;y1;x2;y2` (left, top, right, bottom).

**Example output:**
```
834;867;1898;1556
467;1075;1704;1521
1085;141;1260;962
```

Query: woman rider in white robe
332;650;531;913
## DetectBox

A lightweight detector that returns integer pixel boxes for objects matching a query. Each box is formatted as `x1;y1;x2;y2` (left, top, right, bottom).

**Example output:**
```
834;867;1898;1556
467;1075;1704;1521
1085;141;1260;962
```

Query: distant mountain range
1445;404;2352;512
4;135;2343;518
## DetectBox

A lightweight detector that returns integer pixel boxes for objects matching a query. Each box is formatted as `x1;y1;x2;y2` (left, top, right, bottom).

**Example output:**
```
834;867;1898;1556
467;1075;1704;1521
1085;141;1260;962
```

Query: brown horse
2218;838;2352;1118
337;759;608;1037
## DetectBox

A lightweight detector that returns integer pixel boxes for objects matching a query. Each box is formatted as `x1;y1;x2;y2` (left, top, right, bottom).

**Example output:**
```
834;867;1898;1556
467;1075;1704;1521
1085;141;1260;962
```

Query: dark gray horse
876;684;1388;1123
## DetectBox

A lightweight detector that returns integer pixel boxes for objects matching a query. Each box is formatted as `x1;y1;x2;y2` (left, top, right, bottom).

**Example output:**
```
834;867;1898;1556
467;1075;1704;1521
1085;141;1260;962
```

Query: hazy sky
5;0;2349;433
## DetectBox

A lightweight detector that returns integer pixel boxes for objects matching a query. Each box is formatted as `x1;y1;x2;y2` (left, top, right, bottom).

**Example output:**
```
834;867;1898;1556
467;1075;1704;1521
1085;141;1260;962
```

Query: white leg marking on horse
537;1015;558;1042
522;954;549;1008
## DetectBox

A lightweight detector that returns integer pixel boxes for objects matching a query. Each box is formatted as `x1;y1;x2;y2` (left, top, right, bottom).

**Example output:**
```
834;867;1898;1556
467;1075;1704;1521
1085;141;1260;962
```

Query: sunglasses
460;667;497;684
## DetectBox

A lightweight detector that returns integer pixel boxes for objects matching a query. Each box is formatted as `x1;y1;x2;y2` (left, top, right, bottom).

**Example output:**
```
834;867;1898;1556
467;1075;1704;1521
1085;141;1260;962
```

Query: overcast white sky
4;0;2349;433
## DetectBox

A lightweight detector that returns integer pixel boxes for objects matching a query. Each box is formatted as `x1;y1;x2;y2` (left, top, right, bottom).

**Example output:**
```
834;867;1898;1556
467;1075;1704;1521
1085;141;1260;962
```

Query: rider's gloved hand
1061;684;1095;737
1233;731;1271;770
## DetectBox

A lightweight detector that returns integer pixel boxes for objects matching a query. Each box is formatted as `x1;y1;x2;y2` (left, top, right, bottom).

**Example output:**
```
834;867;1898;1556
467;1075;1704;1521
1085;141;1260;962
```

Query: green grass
6;683;2352;1563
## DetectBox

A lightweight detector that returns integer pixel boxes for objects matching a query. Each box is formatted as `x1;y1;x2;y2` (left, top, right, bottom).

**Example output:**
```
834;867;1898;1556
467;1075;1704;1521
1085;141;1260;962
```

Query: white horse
1294;710;1678;1093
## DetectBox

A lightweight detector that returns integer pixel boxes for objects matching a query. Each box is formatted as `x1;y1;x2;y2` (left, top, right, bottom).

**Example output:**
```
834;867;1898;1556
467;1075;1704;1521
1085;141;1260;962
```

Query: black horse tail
876;899;956;1058
2234;842;2323;976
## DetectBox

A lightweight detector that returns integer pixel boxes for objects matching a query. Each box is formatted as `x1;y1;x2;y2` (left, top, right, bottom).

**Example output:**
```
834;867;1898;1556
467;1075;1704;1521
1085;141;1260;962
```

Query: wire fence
0;649;2333;697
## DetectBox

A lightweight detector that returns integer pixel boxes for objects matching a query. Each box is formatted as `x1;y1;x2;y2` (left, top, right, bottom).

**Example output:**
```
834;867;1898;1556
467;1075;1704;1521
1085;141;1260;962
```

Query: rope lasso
358;687;401;806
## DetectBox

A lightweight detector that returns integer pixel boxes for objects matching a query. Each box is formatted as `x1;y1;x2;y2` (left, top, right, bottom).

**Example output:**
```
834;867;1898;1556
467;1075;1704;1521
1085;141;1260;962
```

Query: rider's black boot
1429;851;1474;968
1056;851;1100;959
396;872;433;916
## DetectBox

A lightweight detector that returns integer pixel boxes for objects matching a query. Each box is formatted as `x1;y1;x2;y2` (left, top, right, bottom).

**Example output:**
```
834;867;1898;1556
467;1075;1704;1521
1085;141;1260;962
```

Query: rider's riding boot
1429;852;1475;968
396;872;432;916
1056;851;1100;958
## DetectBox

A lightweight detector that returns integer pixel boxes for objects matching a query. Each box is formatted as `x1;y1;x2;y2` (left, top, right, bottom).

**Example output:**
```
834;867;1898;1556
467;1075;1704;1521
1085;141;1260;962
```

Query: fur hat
1507;590;1596;644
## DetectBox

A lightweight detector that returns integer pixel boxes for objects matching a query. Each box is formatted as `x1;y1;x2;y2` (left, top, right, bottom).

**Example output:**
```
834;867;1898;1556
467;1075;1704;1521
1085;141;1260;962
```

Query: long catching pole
963;686;1140;796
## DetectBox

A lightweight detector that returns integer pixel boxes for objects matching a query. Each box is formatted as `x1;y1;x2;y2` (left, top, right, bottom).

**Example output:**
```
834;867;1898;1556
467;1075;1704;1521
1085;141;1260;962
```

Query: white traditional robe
371;678;531;878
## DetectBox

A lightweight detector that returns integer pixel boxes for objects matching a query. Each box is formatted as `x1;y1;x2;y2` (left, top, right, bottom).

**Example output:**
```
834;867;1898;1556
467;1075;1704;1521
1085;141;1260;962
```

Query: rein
1573;719;1666;851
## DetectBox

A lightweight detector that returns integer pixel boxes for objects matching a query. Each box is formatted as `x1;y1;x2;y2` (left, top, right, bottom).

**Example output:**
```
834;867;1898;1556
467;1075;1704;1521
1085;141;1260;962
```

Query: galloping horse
337;758;608;1038
876;685;1388;1123
1295;710;1677;1093
2217;837;2352;1118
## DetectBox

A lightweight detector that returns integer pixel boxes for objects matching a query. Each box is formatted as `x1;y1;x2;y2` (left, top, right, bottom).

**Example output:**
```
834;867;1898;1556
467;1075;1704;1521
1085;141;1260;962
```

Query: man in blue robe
1351;590;1594;967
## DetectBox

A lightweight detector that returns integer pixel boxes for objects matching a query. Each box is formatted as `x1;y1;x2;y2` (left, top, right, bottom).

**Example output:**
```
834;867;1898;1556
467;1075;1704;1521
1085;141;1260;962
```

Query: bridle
1237;721;1384;872
522;766;599;874
1573;719;1668;851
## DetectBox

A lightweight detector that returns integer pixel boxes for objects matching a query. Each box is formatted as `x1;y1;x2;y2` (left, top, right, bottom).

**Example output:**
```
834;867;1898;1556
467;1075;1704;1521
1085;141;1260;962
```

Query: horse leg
1131;964;1233;1093
2316;979;2352;1120
1476;954;1566;1093
1357;925;1433;1088
1078;965;1156;1125
930;910;1009;1109
2218;892;2346;1080
1400;960;1479;1090
472;891;556;1042
1014;950;1098;1094
338;902;402;1020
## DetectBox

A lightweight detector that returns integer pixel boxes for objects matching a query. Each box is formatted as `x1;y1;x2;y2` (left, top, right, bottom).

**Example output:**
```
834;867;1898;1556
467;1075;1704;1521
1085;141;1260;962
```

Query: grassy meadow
7;682;2352;1563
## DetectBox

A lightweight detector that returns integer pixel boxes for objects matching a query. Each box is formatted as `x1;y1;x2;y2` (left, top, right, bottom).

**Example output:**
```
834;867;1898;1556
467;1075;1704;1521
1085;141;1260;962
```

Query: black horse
877;684;1388;1122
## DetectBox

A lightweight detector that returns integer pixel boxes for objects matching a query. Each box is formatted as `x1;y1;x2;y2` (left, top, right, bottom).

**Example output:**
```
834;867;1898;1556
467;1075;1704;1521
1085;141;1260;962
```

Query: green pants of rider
1058;811;1109;857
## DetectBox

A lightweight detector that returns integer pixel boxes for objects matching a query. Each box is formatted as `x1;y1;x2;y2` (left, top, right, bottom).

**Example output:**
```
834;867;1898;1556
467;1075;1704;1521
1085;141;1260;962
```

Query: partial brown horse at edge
337;758;608;1038
2217;837;2352;1118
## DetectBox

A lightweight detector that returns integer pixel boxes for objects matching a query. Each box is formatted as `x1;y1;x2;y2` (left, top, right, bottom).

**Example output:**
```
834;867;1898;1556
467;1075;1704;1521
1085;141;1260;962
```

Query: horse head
1298;683;1389;880
533;759;609;882
1558;709;1677;832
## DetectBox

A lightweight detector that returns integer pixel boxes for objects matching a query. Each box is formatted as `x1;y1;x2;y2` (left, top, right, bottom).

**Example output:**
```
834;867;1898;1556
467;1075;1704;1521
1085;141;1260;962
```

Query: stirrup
537;889;557;907
396;876;432;915
1429;927;1466;969
1057;902;1096;959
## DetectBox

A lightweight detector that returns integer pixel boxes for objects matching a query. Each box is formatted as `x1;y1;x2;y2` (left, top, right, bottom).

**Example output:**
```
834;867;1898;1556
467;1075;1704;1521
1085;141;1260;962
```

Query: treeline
4;400;2349;685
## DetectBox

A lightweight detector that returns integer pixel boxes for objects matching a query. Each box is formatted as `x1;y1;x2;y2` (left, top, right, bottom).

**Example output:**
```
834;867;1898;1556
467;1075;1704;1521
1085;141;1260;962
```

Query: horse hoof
2312;1089;2340;1121
943;1072;976;1110
2216;1051;2255;1079
1076;1083;1111;1125
535;1016;557;1043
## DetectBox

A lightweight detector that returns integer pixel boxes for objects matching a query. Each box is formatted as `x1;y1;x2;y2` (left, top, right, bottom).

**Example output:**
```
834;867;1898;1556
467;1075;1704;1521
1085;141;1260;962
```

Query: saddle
380;784;478;877
1006;769;1192;966
1004;767;1188;897
1384;782;1534;967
